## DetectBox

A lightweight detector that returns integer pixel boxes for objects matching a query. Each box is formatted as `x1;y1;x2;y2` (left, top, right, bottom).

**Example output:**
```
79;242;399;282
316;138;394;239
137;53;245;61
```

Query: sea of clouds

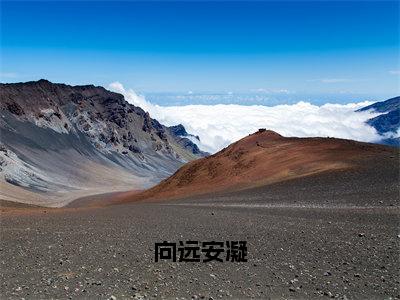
109;82;383;153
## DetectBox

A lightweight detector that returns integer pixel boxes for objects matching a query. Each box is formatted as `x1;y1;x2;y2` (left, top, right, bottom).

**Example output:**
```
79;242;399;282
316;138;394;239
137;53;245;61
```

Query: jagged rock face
0;79;204;206
169;124;189;137
167;124;207;156
169;124;200;141
1;79;190;157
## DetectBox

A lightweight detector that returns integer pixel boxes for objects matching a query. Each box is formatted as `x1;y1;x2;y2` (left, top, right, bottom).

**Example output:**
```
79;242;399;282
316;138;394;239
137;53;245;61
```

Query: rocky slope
0;79;205;206
357;96;400;146
167;124;206;156
116;129;398;203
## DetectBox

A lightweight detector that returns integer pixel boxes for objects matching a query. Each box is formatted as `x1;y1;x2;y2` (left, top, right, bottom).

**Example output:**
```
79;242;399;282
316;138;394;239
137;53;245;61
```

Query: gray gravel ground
1;203;399;299
1;157;399;299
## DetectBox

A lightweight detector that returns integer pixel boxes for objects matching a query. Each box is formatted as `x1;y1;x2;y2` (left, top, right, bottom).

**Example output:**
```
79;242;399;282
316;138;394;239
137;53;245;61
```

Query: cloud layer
109;82;382;153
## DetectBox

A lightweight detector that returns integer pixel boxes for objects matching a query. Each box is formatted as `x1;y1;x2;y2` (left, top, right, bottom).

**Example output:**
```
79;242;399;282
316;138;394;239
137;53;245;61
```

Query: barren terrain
1;149;399;299
116;130;398;204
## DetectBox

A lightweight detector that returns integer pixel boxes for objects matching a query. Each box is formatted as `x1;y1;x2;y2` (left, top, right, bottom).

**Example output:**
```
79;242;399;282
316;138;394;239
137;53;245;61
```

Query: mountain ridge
357;96;400;146
113;129;397;204
0;79;205;207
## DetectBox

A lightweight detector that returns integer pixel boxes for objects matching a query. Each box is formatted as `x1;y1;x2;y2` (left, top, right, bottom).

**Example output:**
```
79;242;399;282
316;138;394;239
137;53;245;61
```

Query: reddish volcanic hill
116;130;397;203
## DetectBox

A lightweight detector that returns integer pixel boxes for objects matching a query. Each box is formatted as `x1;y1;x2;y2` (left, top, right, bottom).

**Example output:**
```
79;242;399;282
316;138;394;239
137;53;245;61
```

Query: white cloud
309;78;352;83
109;81;153;113
109;81;124;91
109;82;382;153
382;127;400;140
389;70;400;75
251;88;294;94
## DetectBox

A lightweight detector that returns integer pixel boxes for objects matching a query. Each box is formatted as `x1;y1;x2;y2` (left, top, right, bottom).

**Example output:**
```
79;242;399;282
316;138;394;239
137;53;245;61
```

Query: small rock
323;291;333;298
358;233;365;237
324;271;332;276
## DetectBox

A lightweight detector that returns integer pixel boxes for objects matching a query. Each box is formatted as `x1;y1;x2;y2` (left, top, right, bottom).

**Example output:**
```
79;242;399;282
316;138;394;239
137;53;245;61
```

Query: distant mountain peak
357;96;400;147
357;96;400;113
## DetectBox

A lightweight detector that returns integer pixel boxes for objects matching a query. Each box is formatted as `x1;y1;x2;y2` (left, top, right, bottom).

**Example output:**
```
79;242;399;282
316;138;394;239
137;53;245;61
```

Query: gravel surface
1;157;399;299
1;204;399;299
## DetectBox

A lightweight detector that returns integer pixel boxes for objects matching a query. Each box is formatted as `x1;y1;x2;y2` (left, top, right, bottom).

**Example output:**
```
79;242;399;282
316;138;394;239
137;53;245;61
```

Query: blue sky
1;1;399;104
